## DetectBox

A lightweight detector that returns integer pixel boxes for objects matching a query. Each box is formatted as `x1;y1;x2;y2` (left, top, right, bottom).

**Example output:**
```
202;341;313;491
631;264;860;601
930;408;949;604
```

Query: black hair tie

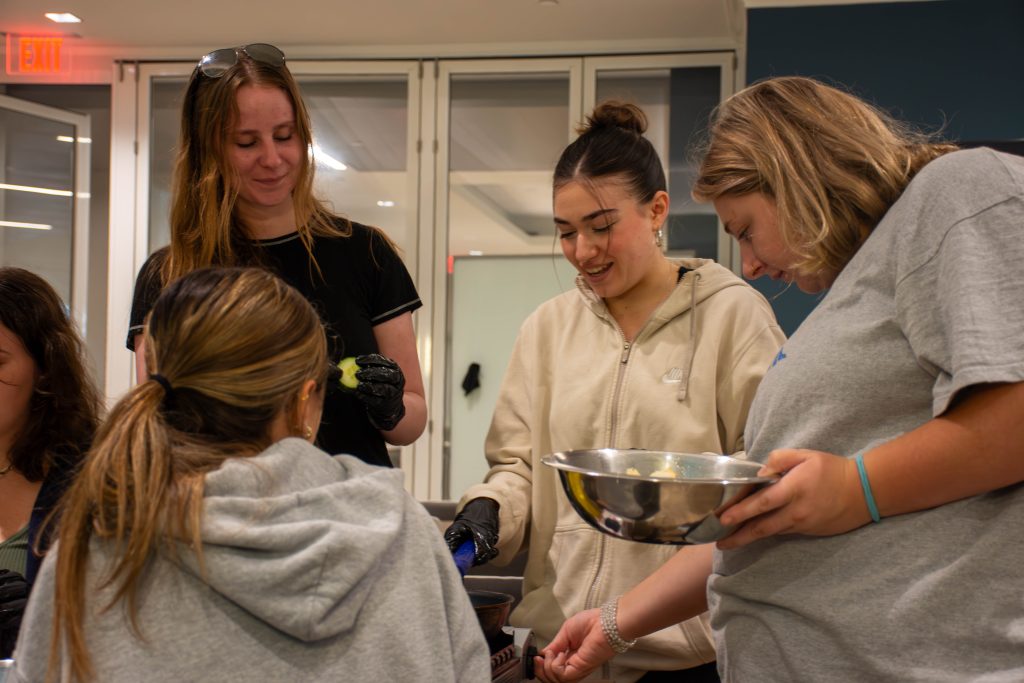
149;373;174;396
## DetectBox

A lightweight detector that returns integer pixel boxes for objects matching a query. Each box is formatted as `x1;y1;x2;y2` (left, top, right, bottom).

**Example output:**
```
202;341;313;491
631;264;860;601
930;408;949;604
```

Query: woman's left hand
716;448;872;549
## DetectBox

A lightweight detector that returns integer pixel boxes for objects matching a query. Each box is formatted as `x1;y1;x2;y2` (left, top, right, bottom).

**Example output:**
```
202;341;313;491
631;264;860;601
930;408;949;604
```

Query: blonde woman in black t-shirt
128;44;425;466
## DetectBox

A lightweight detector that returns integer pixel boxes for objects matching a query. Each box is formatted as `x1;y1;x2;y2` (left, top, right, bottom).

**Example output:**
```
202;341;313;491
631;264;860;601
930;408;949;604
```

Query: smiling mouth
584;263;612;277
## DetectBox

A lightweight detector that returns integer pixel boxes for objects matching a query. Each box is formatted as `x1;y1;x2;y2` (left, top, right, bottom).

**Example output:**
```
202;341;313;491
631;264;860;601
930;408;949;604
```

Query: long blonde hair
692;76;957;276
162;49;345;285
50;267;328;682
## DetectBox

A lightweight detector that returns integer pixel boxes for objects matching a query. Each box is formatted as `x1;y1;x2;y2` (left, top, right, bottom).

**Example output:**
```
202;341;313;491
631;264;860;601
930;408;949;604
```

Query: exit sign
5;35;70;75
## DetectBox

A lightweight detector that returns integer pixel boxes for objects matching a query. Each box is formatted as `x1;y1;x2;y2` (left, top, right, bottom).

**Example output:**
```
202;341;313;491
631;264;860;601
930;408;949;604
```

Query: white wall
446;254;577;500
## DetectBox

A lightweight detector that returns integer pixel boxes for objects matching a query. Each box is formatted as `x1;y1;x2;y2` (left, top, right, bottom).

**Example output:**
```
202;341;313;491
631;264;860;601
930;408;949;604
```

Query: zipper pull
620;341;631;364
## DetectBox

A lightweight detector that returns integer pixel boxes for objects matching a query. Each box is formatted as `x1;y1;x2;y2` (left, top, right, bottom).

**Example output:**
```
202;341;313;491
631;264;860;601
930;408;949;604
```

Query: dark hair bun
578;100;648;136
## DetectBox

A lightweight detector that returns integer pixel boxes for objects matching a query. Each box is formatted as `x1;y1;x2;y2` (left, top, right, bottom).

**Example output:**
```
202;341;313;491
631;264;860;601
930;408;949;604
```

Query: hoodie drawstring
677;271;701;401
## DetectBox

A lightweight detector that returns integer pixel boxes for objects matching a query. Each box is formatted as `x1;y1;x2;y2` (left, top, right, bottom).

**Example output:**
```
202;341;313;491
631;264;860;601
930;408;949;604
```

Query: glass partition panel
595;66;722;261
148;77;187;252
447;72;569;258
302;76;413;259
0;107;75;298
4;85;110;391
0;94;89;337
444;70;573;499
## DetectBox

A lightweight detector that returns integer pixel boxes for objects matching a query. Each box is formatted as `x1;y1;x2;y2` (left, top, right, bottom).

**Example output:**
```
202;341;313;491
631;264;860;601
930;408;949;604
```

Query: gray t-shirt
708;148;1024;683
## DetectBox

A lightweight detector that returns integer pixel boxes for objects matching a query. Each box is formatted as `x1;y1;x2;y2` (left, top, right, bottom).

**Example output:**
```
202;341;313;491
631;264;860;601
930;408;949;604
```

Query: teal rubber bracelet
855;453;881;523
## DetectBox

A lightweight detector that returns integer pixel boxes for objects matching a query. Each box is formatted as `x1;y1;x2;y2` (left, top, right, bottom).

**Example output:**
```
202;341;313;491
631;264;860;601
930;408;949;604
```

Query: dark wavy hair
0;267;101;481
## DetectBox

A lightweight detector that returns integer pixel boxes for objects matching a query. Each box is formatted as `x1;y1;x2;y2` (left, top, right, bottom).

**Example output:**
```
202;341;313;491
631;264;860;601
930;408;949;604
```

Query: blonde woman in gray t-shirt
537;76;1024;683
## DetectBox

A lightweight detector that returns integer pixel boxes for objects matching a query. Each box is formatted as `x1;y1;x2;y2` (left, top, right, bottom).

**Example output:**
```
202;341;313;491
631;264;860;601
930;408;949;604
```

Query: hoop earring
303;424;314;440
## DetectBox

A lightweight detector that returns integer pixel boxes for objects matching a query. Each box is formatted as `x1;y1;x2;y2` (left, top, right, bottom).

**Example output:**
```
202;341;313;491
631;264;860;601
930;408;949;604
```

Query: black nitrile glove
354;353;406;431
0;569;29;659
444;497;500;567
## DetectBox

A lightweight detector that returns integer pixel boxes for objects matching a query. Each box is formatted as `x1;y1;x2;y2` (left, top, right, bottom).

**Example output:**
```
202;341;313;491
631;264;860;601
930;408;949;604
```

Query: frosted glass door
0;94;90;330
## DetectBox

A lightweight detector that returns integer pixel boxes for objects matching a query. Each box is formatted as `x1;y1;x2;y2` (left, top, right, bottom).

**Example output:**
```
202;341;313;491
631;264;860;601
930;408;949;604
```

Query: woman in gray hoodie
11;267;489;683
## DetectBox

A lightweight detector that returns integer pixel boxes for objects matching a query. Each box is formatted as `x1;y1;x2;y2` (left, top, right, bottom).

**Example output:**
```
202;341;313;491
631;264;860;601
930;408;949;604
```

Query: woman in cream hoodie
444;101;785;682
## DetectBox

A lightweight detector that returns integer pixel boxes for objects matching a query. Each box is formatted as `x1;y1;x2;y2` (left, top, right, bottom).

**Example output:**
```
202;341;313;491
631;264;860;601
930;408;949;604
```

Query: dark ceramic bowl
467;589;513;640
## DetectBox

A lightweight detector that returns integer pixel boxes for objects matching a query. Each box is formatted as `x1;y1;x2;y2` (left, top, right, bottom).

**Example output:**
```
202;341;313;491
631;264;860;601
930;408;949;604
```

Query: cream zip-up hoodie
461;258;785;682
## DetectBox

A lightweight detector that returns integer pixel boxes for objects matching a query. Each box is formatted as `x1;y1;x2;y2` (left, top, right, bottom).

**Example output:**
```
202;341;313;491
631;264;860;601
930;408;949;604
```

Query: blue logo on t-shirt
771;348;787;369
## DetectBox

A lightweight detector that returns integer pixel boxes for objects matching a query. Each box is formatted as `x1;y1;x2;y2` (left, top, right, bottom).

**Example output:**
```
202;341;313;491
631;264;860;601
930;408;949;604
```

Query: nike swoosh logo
662;367;683;383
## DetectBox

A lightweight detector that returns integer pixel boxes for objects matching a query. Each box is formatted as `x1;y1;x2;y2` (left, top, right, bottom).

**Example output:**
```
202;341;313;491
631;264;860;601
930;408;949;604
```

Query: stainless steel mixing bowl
541;448;778;545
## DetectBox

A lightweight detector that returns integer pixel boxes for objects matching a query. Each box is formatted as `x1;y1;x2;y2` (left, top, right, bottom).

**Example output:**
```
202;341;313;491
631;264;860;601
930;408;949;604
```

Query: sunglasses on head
196;43;286;78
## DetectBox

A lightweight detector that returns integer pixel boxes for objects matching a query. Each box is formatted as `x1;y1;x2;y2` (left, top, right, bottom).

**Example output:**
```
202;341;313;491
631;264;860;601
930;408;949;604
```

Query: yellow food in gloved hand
338;356;360;389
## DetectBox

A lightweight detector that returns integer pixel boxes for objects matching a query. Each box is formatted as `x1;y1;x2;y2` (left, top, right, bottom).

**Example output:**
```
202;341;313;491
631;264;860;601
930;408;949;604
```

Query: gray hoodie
13;438;490;682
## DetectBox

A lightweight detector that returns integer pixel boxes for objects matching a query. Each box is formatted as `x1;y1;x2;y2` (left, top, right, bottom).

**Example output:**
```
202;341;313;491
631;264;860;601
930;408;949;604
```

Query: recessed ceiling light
376;200;396;208
469;250;484;256
0;220;53;230
0;182;73;197
56;135;92;143
45;12;82;23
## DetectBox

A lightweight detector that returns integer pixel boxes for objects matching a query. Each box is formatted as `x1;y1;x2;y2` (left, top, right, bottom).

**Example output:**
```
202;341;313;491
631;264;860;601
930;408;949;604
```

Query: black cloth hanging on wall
461;362;481;396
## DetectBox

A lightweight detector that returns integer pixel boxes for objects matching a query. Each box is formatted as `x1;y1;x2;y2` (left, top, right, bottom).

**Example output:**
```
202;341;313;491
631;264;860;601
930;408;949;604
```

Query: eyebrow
553;207;618;225
234;122;295;135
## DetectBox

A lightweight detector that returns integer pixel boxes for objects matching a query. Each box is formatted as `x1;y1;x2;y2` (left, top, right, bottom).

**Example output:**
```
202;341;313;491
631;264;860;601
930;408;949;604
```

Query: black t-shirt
127;221;422;467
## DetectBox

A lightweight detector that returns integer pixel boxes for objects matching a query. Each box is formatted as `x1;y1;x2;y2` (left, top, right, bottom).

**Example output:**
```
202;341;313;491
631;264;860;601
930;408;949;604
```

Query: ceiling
0;0;936;59
1;0;747;59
